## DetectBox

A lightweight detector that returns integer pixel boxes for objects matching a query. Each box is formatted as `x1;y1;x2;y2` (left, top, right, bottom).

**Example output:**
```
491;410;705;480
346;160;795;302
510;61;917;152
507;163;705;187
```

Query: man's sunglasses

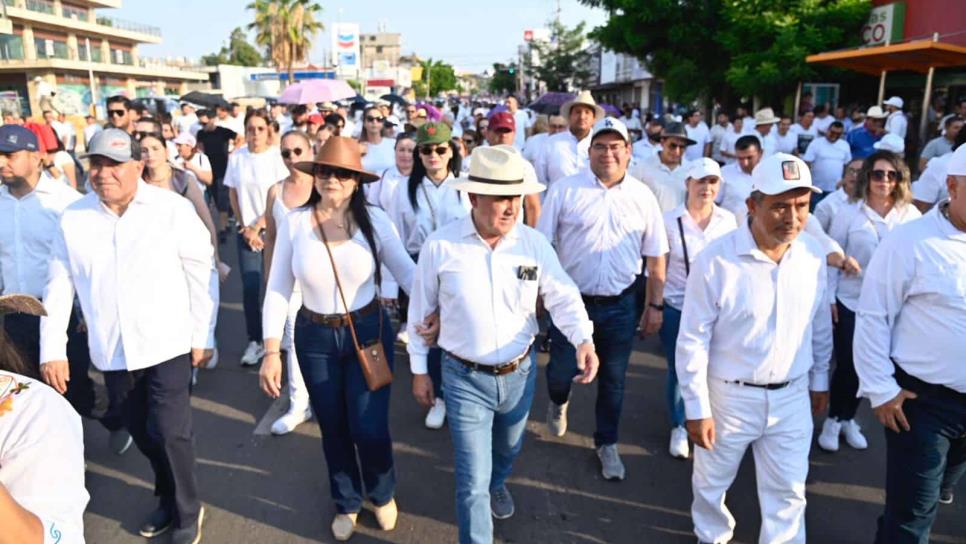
108;109;127;117
419;145;449;156
280;148;304;160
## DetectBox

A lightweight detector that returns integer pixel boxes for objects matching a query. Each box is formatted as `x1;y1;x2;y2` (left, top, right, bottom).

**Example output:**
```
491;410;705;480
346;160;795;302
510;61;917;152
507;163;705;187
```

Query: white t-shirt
361;137;397;175
791;123;819;154
223;146;288;228
175;152;212;192
718;128;743;165
813;115;835;135
774;129;799;155
83;123;102;147
912;152;951;205
684;122;711;162
174;113;198;135
0;371;88;544
803;137;852;192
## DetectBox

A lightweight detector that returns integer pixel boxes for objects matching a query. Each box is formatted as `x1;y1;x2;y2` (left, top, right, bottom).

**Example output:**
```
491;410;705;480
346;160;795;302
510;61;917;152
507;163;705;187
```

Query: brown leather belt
299;298;379;328
444;346;532;376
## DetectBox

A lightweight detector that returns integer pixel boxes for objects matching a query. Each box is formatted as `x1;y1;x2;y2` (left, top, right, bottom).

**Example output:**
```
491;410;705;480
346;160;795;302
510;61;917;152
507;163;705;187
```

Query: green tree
417;58;458;98
529;20;593;92
202;27;262;67
581;0;870;105
247;0;325;83
489;62;517;94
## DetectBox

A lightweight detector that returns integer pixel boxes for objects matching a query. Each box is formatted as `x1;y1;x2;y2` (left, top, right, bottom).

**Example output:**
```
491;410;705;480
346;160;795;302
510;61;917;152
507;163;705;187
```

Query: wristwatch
648;302;664;311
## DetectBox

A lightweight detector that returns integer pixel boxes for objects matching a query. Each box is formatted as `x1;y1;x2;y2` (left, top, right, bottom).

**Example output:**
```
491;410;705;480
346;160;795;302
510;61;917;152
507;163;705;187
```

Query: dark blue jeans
875;388;966;544
236;234;263;342
546;288;638;447
657;304;686;428
294;306;396;514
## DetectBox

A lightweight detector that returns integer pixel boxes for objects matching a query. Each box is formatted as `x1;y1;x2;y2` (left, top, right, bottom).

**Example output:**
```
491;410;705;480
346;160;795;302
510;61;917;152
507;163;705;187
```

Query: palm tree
247;0;324;85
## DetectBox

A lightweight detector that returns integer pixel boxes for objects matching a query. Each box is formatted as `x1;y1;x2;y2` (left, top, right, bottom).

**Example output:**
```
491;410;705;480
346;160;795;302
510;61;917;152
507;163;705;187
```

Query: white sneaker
205;347;219;369
840;419;868;450
546;401;568;437
818;418;841;452
270;406;312;435
424;398;446;429
240;341;263;366
669;426;690;459
396;326;409;345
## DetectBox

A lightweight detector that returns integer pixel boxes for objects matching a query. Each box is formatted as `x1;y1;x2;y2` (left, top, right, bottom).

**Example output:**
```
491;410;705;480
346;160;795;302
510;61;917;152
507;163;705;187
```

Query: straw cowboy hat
449;147;546;196
293;136;380;183
560;90;605;121
754;107;780;126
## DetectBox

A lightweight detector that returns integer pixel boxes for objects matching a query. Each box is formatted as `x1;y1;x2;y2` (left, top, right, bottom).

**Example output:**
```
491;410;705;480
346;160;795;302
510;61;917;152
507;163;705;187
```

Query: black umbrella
180;91;230;110
380;94;409;108
528;92;576;115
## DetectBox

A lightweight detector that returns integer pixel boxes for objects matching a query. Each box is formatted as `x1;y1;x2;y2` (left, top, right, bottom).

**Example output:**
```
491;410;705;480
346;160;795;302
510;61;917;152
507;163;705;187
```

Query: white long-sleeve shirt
885;111;908;140
828;201;920;311
40;182;215;371
0;177;81;298
662;204;737;310
675;224;833;419
390;174;470;255
537;170;668;296
854;204;966;407
0;371;88;544
262;206;414;338
813;187;850;232
535;130;590;187
406;214;593;374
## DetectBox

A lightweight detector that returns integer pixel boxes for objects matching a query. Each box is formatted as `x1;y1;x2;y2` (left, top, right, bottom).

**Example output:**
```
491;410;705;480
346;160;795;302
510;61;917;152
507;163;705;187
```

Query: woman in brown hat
259;136;416;541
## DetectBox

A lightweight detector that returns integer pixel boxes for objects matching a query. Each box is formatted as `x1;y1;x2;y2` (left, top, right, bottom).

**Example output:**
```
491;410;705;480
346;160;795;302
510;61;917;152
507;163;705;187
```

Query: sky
107;0;609;73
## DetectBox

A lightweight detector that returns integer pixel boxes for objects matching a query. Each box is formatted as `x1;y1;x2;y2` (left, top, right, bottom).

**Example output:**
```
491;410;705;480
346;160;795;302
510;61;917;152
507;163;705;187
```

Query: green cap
417;122;451;145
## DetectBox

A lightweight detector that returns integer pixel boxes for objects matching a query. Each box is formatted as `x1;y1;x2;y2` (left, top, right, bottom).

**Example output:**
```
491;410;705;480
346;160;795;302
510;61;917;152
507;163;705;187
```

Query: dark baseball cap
0;125;39;152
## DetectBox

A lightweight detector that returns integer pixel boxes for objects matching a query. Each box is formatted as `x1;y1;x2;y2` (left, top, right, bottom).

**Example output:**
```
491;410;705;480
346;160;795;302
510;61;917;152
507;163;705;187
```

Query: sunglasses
280;148;304;160
365;116;385;123
419;145;450;156
664;142;686;150
314;165;357;180
870;169;900;182
462;138;475;144
108;109;127;117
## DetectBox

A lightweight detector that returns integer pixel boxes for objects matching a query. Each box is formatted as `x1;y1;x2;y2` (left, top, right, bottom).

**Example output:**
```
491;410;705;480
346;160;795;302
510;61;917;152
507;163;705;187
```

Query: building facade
0;0;207;117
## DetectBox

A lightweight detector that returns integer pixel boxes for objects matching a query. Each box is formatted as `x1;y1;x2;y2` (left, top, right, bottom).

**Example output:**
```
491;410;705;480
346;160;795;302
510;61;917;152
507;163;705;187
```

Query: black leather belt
728;380;791;390
299;298;379;328
581;280;638;306
894;362;965;404
444;346;532;376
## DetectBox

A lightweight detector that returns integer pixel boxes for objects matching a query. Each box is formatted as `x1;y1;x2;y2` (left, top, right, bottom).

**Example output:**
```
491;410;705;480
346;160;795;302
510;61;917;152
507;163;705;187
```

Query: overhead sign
862;2;905;46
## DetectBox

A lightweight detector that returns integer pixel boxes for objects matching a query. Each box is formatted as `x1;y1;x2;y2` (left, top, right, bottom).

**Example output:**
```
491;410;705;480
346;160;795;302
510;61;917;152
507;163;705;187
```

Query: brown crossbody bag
315;213;392;391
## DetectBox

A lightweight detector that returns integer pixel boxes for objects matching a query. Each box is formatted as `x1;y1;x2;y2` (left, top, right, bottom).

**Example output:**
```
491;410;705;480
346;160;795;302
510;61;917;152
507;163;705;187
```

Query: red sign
524;30;533;42
366;79;394;87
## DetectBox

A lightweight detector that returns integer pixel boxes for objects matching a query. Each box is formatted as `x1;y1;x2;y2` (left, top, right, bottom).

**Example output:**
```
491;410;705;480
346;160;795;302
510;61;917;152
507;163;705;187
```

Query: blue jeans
294;307;396;514
546;289;638;446
236;233;263;342
875;387;966;544
443;350;536;544
658;304;686;428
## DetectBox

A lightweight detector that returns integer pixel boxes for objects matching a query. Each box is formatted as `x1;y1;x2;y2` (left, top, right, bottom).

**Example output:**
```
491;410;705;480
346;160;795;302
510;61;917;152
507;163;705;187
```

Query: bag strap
677;216;691;277
314;210;381;350
418;182;438;230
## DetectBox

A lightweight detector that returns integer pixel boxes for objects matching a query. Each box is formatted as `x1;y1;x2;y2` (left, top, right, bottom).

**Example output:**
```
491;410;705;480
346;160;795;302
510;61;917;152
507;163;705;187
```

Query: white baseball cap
947;143;966;177
590;117;630;143
883;96;904;109
866;106;888;119
751;153;820;195
688;157;722;180
173;132;196;147
873;133;905;154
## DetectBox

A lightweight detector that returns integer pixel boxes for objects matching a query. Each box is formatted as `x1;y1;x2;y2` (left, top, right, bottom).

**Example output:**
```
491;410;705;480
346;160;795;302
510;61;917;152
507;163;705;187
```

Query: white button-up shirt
0;177;81;298
536;130;590;187
675;224;833;419
631;154;689;212
0;370;88;544
40;182;215;371
662;204;737;310
813;187;849;232
390;174;470;255
854;204;966;407
828;201;920;311
537;170;668;296
717;162;754;223
406;215;593;374
632;138;660;162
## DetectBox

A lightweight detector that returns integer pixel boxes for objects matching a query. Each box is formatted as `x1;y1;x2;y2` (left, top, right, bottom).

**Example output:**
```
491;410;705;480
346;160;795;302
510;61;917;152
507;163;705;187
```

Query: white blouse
262;206;414;338
662;204;738;310
390;174;471;255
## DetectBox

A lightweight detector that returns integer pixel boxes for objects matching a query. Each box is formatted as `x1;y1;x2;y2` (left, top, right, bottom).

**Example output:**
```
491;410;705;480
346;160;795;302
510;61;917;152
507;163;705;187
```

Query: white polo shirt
631;154;690;212
536;130;590;187
537;170;668;296
675;224;833;419
662;204;737;310
803;137;852;192
854;204;966;407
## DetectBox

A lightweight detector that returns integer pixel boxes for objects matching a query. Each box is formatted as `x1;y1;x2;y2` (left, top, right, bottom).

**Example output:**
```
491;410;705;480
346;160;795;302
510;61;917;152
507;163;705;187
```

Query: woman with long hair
359;106;396;175
389;122;466;429
261;130;316;435
364;132;415;212
819;150;920;453
260;137;415;541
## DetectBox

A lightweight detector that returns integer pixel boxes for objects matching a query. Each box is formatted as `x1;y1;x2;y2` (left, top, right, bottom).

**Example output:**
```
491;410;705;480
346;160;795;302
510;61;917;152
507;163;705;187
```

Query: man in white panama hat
534;90;605;189
407;146;598;544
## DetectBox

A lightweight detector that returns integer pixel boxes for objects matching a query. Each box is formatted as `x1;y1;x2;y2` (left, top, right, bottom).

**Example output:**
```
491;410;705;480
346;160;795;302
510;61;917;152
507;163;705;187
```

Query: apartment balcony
0;55;209;81
3;0;162;44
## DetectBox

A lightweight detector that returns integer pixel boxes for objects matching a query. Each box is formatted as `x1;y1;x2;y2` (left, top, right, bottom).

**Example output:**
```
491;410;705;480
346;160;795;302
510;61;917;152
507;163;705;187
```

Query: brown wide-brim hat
293;136;380;183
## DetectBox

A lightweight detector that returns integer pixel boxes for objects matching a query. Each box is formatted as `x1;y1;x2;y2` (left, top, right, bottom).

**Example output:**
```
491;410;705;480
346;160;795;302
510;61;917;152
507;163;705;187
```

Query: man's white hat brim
449;177;546;196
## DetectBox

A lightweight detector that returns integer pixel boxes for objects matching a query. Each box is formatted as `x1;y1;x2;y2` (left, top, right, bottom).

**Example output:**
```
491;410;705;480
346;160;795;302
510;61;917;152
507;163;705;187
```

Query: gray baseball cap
80;128;138;162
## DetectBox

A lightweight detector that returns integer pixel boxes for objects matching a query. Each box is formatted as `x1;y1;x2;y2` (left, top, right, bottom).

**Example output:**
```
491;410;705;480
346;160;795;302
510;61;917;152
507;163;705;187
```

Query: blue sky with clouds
107;0;608;72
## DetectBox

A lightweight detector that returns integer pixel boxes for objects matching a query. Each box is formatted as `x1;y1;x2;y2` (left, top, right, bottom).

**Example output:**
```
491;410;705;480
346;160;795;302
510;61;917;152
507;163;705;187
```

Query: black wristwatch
648;302;664;311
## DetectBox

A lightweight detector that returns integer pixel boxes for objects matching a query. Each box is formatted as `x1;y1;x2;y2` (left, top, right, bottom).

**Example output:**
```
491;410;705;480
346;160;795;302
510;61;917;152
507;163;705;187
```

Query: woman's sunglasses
314;165;357;180
870;169;900;182
280;148;304;160
419;145;449;156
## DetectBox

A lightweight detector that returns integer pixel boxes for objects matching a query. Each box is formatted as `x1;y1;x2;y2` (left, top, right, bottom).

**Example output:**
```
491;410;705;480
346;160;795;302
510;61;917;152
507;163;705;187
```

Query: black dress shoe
171;506;205;544
138;505;173;538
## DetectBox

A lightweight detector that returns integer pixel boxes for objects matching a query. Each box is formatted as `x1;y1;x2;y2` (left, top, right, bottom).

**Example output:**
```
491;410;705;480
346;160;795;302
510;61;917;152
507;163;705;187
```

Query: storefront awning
806;40;966;75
